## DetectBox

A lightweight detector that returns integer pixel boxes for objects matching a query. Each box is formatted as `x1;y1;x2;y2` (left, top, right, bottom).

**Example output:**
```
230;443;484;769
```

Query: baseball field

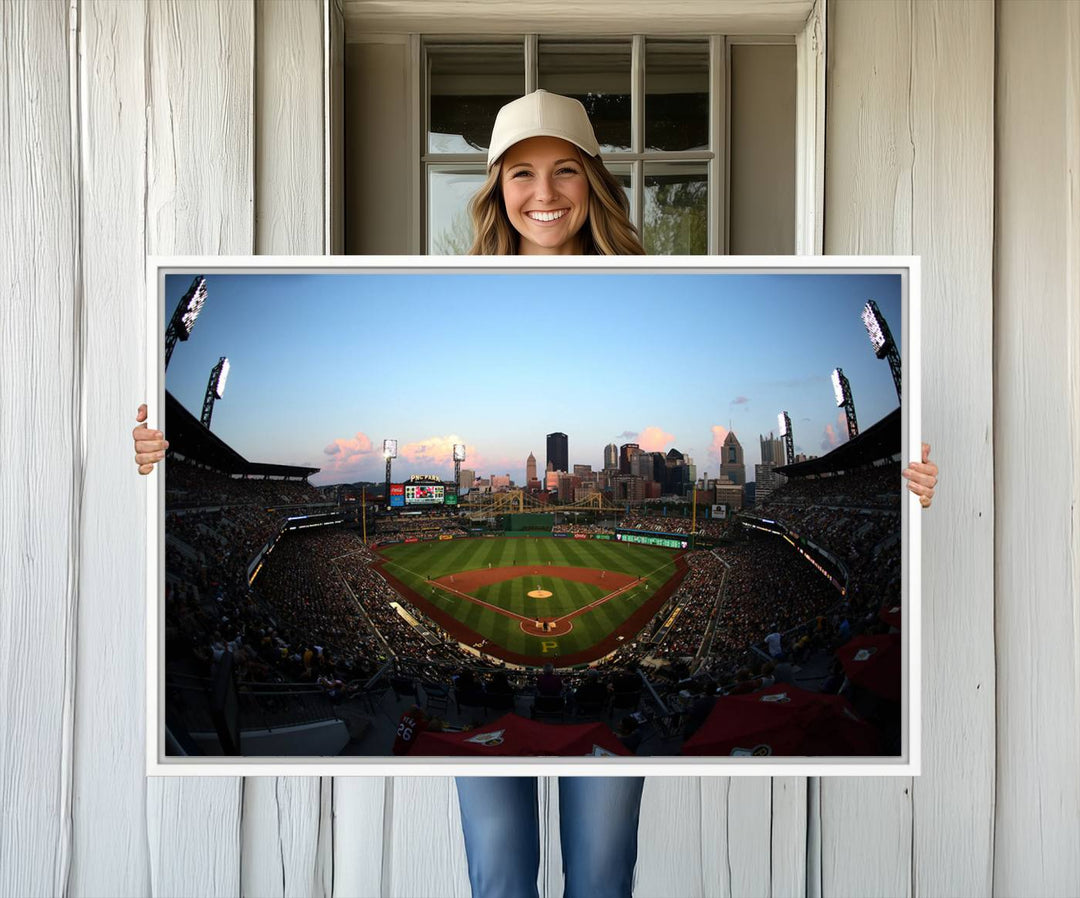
374;535;688;666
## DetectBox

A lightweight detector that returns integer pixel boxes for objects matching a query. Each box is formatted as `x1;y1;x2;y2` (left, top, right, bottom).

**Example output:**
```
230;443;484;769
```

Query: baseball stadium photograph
156;263;912;763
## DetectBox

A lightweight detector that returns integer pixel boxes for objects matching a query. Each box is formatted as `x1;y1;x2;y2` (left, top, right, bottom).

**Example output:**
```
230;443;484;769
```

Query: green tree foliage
644;177;707;255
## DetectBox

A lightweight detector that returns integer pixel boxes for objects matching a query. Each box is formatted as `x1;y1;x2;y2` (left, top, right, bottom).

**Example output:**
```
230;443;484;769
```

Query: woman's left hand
902;442;938;508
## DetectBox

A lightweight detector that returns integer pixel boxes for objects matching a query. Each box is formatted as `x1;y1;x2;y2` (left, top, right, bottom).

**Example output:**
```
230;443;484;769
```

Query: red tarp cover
681;684;880;757
410;712;631;757
835;633;902;702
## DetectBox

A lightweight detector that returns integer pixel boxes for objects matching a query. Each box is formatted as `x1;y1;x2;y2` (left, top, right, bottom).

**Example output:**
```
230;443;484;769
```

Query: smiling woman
500;137;591;254
466;90;645;256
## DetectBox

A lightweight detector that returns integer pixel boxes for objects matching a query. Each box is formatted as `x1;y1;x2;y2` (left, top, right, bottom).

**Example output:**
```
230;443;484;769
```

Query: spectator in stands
536;662;564;697
681;680;718;740
765;626;784;661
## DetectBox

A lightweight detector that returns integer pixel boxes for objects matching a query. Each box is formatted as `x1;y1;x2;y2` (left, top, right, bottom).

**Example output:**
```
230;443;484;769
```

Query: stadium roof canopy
165;390;319;479
777;407;900;478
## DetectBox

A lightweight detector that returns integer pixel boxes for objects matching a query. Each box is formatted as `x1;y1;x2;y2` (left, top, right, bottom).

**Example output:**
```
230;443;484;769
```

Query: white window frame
397;1;825;256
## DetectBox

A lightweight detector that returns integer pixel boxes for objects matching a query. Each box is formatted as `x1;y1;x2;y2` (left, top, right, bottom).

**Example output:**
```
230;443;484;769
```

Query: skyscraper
720;431;746;486
546;432;568;474
619;442;640;475
526;452;537;483
604;442;618;470
760;431;786;467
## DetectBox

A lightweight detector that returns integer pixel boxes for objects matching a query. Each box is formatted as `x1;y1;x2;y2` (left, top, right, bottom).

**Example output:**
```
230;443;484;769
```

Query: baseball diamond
375;535;688;665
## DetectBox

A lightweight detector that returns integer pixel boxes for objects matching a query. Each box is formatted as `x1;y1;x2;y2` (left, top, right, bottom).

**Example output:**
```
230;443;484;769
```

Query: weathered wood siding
1;2;1077;897
824;2;996;896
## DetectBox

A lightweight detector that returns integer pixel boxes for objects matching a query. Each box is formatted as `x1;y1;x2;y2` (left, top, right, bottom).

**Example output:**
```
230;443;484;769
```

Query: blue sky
164;271;903;487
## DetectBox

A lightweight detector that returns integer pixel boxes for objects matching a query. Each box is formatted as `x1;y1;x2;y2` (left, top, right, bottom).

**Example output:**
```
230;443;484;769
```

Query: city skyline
163;270;905;487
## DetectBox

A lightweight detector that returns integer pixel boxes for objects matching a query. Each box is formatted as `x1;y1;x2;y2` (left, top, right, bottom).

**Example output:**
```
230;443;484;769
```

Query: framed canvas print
145;255;921;776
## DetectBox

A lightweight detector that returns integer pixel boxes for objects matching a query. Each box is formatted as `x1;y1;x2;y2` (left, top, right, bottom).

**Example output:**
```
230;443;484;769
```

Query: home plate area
431;564;641;640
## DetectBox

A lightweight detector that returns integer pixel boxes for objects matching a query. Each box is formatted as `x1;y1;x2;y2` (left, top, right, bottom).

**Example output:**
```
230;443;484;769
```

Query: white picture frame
146;254;920;777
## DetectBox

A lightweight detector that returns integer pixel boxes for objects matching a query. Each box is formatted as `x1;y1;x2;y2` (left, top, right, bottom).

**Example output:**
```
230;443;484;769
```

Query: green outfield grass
377;535;679;660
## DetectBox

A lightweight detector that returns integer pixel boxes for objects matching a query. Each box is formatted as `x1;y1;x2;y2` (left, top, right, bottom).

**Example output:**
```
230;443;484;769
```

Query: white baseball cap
486;90;601;169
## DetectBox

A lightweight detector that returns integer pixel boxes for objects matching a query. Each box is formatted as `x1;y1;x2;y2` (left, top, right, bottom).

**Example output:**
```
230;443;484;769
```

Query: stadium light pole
831;367;860;440
200;356;230;430
453;443;466;494
778;411;795;466
861;299;902;403
164;275;208;369
383;440;398;506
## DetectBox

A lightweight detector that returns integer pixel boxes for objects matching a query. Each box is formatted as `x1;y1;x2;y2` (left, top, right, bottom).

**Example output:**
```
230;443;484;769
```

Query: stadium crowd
163;453;901;753
166;457;326;508
761;462;901;511
619;512;736;540
369;514;470;542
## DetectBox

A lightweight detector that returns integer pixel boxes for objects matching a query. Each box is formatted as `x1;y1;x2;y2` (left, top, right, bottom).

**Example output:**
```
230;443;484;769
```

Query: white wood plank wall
994;1;1080;893
1;2;1077;897
823;3;996;897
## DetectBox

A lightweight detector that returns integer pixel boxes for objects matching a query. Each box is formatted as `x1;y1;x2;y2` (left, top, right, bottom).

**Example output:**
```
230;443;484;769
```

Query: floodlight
831;368;845;407
832;368;860;440
862;299;902;402
178;276;208;338
861;300;890;357
214;357;230;399
453;443;466;462
778;412;795;466
383;439;398;459
200;356;229;430
164;275;208;368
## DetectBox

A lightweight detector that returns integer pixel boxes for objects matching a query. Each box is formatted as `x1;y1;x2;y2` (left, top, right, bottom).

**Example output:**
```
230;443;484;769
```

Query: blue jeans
455;776;645;898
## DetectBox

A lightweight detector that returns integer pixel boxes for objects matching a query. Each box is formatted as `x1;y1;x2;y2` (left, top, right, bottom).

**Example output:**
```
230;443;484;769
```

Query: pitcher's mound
528;589;553;598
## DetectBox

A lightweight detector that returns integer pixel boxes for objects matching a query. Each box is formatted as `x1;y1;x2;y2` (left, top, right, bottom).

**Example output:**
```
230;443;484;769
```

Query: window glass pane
428;44;524;154
645;40;709;152
428;167;487;254
538;40;631;153
643;163;707;255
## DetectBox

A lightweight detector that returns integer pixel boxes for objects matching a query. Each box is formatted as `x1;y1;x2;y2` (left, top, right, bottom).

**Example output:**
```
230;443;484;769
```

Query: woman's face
499;136;590;255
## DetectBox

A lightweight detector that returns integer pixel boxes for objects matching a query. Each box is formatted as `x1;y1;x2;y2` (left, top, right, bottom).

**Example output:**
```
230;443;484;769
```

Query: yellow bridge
459;490;623;519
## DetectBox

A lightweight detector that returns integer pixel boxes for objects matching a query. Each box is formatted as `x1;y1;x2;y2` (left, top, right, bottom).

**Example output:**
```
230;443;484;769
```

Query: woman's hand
133;403;169;475
902;442;937;508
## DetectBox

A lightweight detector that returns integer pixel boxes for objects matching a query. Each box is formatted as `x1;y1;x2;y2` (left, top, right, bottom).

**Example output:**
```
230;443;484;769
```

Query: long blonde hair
468;151;645;255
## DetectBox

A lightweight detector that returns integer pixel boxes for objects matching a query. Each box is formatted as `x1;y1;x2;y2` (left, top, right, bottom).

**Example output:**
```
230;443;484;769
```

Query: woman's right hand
133;403;169;475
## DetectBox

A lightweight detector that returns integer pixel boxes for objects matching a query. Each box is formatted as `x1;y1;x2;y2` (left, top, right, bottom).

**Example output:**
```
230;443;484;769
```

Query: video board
390;481;458;507
406;484;444;505
616;530;689;550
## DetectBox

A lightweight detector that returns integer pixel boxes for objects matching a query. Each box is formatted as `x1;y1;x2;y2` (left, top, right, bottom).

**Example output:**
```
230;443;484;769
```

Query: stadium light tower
383;439;398;504
831;367;860;440
778;411;795;466
861;299;902;403
453;443;466;491
164;275;208;369
200;356;230;429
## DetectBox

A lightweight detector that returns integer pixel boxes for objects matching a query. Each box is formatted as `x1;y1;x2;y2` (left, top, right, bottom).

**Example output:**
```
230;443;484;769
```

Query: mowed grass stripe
377;535;681;658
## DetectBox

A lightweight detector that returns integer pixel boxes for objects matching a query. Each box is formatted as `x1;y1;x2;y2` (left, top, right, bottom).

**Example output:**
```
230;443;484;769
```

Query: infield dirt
374;550;688;666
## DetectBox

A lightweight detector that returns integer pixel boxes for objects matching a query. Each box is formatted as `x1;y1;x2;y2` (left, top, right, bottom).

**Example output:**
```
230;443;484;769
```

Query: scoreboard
405;483;444;505
390;478;458;508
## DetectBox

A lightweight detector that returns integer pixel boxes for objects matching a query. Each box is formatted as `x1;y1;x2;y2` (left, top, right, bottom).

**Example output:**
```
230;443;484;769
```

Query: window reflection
538;41;632;153
644;163;708;254
428;168;487;254
427;44;525;154
645;41;709;152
